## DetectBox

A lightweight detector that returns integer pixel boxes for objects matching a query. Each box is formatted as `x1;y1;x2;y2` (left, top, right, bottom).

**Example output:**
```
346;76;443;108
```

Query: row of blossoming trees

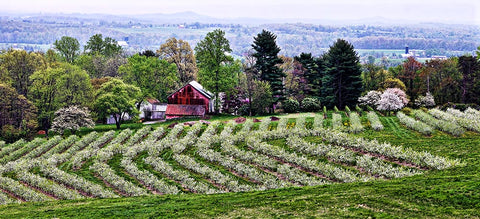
0;113;463;204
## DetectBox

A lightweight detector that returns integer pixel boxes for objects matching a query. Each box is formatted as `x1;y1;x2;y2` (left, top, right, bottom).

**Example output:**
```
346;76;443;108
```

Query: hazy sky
2;0;479;25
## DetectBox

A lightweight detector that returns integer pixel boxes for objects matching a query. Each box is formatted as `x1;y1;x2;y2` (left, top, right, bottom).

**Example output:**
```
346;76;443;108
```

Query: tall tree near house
53;36;80;63
157;37;198;84
458;55;479;104
195;29;238;113
119;54;179;104
0;49;47;96
252;30;285;106
94;78;141;129
398;56;423;101
322;39;363;109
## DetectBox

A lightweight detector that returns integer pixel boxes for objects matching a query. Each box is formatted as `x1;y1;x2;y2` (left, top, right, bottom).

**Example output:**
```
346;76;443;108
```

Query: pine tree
294;52;324;98
252;30;285;104
322;39;363;109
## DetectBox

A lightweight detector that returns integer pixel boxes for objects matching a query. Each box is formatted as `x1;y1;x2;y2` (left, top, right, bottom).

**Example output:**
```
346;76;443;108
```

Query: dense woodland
1;26;479;142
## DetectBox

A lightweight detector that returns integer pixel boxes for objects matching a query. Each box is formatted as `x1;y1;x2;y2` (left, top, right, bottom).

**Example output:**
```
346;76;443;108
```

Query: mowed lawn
0;115;478;218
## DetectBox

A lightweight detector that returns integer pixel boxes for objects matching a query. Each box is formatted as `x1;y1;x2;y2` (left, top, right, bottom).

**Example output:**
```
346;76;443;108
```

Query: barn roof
168;81;213;99
166;104;205;116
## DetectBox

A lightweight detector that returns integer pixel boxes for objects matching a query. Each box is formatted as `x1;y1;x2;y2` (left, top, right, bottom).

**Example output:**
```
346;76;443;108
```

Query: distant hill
0;12;478;57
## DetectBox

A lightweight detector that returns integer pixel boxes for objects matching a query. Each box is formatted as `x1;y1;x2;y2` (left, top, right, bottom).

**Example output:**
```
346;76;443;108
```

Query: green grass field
0;113;478;218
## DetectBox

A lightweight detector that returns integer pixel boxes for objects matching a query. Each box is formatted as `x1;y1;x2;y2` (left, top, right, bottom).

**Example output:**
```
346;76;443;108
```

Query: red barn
166;81;214;119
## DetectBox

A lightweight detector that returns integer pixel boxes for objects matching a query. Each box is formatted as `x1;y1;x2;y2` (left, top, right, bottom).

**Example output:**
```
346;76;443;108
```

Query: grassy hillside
0;112;478;218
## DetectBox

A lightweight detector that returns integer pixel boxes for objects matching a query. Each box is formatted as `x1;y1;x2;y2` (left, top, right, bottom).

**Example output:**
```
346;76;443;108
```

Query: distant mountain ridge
2;11;476;26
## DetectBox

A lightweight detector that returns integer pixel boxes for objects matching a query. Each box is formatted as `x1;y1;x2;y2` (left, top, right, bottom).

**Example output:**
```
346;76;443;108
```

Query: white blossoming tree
377;88;408;115
51;106;95;134
358;90;382;108
415;92;435;108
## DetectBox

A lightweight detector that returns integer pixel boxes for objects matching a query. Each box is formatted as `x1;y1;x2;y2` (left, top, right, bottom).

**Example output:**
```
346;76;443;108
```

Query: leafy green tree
84;34;122;57
139;50;158;57
251;80;273;115
0;49;47;96
0;84;38;142
45;49;61;66
94;78;141;129
157;37;198;84
29;63;93;132
322;39;363;109
84;34;104;55
423;58;462;105
252;30;285;105
361;63;391;92
56;63;94;107
76;54;126;78
51;106;95;135
53;36;80;63
0;66;12;87
119;54;179;104
195;29;238;113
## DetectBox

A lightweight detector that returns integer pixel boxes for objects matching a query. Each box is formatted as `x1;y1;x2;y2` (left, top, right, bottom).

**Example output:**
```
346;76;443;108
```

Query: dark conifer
252;30;285;104
322;39;363;109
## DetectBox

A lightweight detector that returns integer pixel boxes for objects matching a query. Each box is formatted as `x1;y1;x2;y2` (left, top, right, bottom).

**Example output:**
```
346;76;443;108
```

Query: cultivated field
0;108;478;218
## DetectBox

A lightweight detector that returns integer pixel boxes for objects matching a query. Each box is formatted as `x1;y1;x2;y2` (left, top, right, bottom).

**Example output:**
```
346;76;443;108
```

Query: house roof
166;104;205;116
168;81;213;99
146;98;161;105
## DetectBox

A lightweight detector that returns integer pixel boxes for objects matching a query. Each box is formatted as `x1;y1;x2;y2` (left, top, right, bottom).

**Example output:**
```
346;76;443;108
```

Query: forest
1;26;479;142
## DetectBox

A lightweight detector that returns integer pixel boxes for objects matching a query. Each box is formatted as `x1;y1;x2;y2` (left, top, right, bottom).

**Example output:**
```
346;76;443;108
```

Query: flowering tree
51;106;95;134
358;90;382;108
376;88;409;114
415;92;435;108
386;88;409;106
377;92;404;112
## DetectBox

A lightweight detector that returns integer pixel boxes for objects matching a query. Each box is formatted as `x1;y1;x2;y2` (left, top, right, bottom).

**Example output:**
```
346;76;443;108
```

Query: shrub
380;78;407;91
238;105;250;116
367;111;384;131
301;97;321;112
283;98;299;113
334;106;339;113
345;106;351;113
415;92;435;108
355;105;363;114
401;107;412;115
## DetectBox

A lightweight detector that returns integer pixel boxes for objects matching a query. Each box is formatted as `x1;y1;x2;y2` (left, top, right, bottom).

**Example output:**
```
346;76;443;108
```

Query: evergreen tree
294;53;324;98
252;30;285;104
322;39;363;109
